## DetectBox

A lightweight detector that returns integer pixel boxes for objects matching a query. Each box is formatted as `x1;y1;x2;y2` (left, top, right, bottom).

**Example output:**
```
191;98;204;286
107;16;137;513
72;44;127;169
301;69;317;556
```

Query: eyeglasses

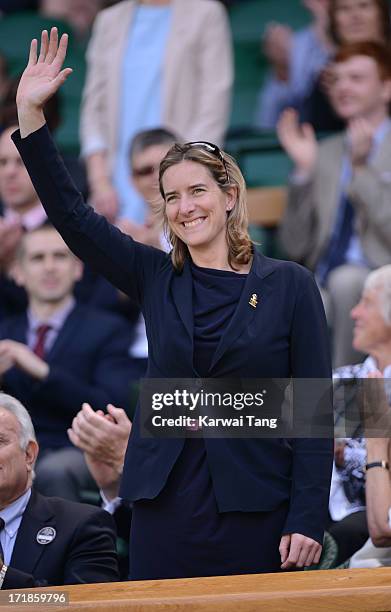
184;141;230;184
132;164;158;178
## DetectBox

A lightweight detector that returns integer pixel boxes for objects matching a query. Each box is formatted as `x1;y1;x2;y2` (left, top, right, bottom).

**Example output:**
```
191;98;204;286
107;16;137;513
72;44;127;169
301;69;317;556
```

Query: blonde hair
158;143;252;271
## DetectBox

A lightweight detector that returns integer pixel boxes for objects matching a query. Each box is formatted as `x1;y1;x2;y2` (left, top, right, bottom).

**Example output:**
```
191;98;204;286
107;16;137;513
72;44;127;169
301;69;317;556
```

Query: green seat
305;531;339;571
228;0;310;132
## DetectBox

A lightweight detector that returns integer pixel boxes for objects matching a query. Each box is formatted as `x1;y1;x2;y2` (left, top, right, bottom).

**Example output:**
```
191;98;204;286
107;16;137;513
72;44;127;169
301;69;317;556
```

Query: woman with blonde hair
13;28;333;580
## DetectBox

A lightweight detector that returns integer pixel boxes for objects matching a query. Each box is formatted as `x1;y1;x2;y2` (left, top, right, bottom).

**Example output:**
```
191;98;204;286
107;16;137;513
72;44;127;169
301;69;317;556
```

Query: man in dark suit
0;392;119;589
0;123;138;323
0;223;135;501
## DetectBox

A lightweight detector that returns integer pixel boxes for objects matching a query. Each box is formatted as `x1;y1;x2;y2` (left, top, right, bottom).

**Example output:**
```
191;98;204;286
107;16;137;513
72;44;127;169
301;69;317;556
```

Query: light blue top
113;4;173;222
0;488;31;565
255;27;330;129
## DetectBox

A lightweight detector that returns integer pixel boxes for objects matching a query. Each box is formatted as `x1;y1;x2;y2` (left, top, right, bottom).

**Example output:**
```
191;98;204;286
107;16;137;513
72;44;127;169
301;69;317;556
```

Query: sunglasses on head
132;164;158;178
184;141;230;184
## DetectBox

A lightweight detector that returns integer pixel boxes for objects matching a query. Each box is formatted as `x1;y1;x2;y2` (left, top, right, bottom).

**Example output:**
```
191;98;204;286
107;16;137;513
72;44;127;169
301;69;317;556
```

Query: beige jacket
279;131;391;270
80;0;233;169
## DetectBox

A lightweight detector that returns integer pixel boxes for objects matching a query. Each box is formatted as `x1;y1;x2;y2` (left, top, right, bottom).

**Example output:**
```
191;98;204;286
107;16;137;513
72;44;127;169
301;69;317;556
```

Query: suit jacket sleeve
2;567;36;590
12;126;166;307
62;507;119;585
278;177;317;264
2;508;119;589
28;317;135;414
186;1;233;146
282;270;334;544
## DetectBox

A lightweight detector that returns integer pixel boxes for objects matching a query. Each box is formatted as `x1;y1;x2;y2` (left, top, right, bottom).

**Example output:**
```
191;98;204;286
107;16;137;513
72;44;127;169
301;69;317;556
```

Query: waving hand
16;27;72;137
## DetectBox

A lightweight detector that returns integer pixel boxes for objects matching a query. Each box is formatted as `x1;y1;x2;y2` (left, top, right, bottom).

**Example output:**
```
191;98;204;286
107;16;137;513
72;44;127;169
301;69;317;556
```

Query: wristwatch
365;460;390;471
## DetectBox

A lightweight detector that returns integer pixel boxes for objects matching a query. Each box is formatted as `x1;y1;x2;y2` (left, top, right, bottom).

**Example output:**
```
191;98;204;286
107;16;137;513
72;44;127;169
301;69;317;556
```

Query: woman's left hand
279;533;322;569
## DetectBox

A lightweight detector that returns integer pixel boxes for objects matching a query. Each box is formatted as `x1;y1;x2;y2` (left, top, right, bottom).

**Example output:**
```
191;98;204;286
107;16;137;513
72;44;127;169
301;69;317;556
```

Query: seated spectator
69;402;131;507
69;402;132;578
116;127;176;381
117;126;177;247
0;124;133;321
255;0;390;130
0;223;135;502
278;42;391;367
306;0;391;131
0;392;119;589
255;0;331;129
39;0;103;40
330;265;391;564
0;125;46;232
80;0;233;223
348;437;391;567
366;436;391;548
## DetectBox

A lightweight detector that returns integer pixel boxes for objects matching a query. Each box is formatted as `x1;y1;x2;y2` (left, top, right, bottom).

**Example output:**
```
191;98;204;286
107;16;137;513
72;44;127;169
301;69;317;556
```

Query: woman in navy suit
13;28;333;579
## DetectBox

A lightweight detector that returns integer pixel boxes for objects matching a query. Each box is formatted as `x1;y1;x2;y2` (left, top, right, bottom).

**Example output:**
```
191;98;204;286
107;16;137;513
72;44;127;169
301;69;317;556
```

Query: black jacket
3;490;119;589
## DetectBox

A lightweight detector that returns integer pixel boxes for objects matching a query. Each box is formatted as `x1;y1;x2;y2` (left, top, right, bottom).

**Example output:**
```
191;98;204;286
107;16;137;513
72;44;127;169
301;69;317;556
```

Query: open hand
16;27;72;136
277;108;318;174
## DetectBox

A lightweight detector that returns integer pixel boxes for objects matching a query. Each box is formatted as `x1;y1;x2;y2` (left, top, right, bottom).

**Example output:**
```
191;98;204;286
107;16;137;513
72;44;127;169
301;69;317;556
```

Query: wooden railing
5;568;391;612
247;187;286;227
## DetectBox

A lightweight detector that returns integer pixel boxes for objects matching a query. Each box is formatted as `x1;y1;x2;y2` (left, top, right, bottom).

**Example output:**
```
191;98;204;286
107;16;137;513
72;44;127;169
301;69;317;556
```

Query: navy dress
130;263;289;580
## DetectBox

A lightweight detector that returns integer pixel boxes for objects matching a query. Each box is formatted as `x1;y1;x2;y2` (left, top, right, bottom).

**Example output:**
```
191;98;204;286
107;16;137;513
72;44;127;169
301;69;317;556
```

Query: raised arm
14;28;166;305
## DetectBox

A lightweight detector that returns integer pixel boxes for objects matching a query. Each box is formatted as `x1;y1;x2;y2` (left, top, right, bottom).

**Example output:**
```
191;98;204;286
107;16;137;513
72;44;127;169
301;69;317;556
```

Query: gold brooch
249;293;258;308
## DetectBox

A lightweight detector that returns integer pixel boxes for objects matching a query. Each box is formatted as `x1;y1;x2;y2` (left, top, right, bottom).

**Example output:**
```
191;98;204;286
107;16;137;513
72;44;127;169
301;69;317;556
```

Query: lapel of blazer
45;305;81;363
11;490;55;575
170;256;193;341
209;250;276;373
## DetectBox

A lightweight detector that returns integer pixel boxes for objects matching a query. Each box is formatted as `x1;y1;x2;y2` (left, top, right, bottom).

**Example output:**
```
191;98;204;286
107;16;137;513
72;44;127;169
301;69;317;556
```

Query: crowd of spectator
0;0;391;590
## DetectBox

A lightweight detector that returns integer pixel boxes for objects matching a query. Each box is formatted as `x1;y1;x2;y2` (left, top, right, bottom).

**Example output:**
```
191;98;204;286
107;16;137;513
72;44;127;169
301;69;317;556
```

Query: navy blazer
0;304;134;449
3;490;119;589
13;126;333;544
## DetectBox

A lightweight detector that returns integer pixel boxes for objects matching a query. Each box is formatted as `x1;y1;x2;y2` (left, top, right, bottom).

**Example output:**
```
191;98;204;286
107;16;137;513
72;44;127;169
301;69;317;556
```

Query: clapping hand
16;27;72;137
68;402;131;499
277;108;318;174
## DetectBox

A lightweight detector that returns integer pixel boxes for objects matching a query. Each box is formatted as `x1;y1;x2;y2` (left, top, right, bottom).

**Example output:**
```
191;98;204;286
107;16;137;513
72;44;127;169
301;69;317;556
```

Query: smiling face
161;160;236;263
329;55;391;121
0;408;38;509
333;0;383;43
351;286;391;354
